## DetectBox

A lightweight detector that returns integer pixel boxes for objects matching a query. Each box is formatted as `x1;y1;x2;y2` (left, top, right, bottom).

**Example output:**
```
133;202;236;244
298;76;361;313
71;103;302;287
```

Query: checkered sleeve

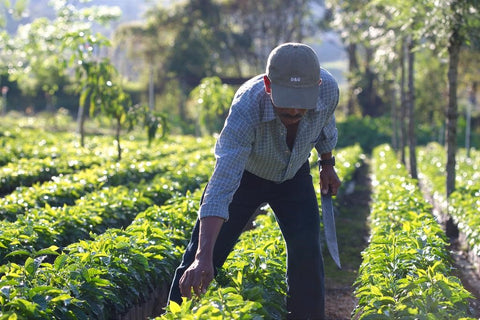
315;69;339;155
315;114;338;155
198;90;256;220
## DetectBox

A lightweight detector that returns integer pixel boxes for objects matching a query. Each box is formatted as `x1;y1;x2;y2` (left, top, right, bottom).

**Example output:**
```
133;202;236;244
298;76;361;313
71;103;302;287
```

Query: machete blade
321;193;341;269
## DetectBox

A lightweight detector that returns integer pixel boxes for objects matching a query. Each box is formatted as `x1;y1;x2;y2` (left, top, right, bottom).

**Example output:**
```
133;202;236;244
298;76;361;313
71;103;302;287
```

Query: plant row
0;120;214;166
160;144;365;319
0;127;77;166
0;140;212;221
417;142;479;208
0;131;213;196
353;144;475;320
0;189;203;319
0;149;215;265
0;126;127;167
1;127;214;167
0;156;100;196
417;142;480;264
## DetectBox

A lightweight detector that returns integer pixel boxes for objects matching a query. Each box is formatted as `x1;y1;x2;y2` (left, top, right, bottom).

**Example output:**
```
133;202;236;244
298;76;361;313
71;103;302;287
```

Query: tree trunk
407;37;417;179
346;43;359;116
77;101;86;147
466;81;477;158
45;92;55;113
116;117;122;161
149;64;155;111
390;79;398;150
1;86;8;115
179;79;188;124
358;47;377;117
399;38;407;165
446;19;462;197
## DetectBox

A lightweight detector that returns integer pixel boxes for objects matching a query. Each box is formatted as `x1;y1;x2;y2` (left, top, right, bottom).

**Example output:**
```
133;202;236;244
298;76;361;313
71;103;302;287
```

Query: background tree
113;0;224;130
53;0;120;145
222;0;321;72
326;0;480;184
75;55;113;147
127;104;168;147
113;13;173;111
442;0;480;196
188;76;234;136
92;63;132;161
324;0;385;118
0;0;27;114
459;48;480;157
7;18;69;113
1;0;120;120
0;0;28;28
409;0;480;195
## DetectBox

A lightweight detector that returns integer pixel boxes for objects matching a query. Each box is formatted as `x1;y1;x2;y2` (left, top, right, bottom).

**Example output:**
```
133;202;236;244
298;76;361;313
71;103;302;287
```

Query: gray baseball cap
266;42;320;109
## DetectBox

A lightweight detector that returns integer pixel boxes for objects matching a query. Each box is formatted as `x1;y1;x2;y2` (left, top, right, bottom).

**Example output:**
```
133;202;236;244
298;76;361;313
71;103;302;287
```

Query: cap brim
271;83;319;109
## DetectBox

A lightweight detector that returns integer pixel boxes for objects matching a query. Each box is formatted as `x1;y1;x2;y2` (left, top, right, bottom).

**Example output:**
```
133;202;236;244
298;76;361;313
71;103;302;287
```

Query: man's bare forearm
196;216;224;259
320;152;333;160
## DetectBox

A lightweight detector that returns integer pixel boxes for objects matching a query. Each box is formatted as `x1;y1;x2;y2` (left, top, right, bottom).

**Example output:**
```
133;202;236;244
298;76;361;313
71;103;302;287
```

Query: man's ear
263;75;271;94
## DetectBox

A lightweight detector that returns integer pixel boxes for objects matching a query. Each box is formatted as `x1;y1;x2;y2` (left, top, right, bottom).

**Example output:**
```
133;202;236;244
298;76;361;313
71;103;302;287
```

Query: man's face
273;106;308;126
263;75;313;126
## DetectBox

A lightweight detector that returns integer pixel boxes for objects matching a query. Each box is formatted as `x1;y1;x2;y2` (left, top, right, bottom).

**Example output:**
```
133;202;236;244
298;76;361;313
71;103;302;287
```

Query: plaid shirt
199;68;339;220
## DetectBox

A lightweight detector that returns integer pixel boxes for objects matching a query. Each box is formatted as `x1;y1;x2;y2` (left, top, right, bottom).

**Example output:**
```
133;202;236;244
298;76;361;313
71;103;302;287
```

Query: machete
321;193;341;269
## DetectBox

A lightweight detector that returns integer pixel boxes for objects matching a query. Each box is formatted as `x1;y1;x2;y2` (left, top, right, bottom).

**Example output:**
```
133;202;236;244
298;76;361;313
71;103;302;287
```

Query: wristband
319;156;335;167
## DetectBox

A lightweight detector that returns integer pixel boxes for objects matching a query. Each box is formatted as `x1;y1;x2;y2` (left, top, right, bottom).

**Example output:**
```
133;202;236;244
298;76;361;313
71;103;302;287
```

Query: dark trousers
167;162;325;319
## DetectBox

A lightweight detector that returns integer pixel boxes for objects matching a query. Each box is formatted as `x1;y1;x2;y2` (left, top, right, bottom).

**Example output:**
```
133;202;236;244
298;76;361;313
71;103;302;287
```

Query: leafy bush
353;144;475;319
418;143;480;264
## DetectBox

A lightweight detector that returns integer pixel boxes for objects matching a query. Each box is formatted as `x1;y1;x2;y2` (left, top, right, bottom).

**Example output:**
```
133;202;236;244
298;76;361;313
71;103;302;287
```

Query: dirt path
324;162;372;320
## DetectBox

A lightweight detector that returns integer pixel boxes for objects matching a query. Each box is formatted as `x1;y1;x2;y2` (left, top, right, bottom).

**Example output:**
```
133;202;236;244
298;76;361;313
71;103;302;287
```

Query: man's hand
179;257;214;299
320;165;341;195
179;216;224;299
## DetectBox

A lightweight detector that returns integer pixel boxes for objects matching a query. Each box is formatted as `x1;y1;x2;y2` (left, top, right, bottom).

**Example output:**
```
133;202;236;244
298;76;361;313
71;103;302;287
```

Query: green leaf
369;285;383;297
5;250;31;258
10;298;39;314
36;246;60;256
29;286;63;296
50;293;73;303
24;257;35;275
169;300;181;314
54;255;68;271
